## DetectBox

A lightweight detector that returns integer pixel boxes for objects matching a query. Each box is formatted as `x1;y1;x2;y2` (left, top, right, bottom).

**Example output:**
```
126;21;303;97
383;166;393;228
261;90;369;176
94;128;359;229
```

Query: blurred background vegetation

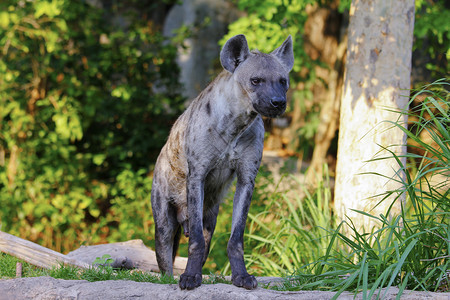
0;0;448;287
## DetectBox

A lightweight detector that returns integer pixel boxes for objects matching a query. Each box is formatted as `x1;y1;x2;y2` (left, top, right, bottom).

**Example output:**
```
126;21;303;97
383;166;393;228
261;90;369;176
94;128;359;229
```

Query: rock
0;277;448;300
66;239;187;275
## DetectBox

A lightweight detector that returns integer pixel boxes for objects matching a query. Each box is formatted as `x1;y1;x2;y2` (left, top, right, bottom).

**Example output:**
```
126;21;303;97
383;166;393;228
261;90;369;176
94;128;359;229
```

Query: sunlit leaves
34;0;63;19
111;86;132;102
0;12;10;28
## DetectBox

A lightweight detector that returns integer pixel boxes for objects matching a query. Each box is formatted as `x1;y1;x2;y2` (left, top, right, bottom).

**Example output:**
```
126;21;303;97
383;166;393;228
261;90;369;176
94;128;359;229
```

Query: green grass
0;253;43;279
0;252;231;285
0;252;177;283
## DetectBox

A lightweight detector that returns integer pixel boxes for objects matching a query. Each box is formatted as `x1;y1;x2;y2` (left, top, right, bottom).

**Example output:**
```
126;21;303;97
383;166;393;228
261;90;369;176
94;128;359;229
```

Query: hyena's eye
251;78;262;86
280;78;287;86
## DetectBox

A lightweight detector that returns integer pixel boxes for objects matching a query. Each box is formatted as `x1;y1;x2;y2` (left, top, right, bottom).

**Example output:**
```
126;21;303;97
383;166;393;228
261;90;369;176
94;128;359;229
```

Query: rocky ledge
0;276;448;300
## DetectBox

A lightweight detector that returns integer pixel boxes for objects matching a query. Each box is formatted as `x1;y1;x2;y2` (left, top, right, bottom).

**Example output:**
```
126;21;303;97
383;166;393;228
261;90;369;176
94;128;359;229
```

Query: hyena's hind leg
152;188;180;276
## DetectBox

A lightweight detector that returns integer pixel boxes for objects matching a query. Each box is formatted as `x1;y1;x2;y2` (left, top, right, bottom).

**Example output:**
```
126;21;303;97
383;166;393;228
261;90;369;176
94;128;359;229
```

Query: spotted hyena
151;34;294;290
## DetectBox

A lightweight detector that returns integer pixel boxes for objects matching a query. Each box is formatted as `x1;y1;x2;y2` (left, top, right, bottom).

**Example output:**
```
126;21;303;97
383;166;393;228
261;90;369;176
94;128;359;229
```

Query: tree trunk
334;0;415;231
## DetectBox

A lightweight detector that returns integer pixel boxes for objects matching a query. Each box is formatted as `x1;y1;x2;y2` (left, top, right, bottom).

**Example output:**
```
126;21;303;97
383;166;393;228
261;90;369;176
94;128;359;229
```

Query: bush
0;0;183;252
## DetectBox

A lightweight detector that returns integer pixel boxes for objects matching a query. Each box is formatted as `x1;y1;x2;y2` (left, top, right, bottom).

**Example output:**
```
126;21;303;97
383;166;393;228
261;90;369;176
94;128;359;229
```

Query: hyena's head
220;34;294;118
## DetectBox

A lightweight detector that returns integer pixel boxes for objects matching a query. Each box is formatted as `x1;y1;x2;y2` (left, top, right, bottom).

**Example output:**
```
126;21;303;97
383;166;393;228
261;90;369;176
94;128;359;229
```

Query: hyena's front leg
179;175;205;290
228;175;258;290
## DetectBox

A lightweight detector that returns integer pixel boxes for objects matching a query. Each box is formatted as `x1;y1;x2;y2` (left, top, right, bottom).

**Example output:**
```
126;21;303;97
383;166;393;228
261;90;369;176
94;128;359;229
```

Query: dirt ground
0;276;448;300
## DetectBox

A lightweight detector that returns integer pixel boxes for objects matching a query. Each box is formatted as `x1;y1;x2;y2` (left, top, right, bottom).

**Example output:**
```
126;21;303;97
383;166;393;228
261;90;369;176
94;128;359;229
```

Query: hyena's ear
220;34;250;73
271;35;294;72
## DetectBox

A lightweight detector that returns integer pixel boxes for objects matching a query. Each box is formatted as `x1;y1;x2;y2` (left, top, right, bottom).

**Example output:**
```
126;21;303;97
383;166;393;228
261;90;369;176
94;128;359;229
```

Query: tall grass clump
243;79;449;296
309;79;447;297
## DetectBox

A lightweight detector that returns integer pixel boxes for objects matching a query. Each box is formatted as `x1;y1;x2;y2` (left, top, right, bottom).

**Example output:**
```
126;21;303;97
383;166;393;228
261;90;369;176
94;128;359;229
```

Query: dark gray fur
151;34;294;290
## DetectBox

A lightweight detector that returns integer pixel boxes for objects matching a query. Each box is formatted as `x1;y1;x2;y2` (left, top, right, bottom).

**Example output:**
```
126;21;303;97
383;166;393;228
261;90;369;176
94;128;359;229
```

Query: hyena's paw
179;272;202;290
232;274;258;290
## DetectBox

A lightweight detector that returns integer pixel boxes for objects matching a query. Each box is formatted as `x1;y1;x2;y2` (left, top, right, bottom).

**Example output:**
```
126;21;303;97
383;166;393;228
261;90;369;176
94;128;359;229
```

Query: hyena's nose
270;96;286;108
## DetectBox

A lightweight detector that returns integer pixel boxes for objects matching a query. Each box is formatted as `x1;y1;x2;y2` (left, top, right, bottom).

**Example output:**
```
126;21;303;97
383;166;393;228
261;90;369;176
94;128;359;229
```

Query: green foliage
106;169;155;244
414;1;450;80
93;254;114;266
0;0;183;251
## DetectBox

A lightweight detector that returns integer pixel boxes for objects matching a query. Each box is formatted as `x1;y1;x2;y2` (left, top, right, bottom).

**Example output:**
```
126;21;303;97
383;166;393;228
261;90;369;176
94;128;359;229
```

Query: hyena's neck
207;71;258;138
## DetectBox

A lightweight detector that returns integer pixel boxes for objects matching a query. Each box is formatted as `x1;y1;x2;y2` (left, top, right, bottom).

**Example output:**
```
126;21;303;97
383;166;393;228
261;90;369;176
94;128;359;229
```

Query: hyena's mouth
253;100;286;118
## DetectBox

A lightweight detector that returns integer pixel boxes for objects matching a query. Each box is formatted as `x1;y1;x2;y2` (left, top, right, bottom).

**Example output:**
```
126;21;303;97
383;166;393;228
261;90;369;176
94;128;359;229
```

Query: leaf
93;154;106;166
0;12;10;28
34;1;62;18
